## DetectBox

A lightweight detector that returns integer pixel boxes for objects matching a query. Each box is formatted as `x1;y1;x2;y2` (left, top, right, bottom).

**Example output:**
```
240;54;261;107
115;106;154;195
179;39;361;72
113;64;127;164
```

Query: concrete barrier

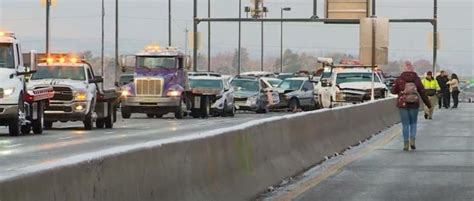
0;98;400;201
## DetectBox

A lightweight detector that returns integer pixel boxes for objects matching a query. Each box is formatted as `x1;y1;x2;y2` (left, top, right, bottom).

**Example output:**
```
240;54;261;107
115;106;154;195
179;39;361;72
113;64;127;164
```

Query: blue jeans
399;108;419;143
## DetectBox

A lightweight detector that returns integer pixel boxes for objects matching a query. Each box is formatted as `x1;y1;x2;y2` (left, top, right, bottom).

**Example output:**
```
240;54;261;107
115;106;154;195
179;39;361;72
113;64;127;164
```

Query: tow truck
26;53;118;130
0;31;54;136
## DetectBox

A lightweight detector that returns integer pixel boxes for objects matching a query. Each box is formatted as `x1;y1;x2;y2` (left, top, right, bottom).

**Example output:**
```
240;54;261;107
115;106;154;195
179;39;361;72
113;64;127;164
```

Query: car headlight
335;91;346;101
247;95;258;105
121;90;130;97
74;91;88;101
166;90;181;97
3;88;15;97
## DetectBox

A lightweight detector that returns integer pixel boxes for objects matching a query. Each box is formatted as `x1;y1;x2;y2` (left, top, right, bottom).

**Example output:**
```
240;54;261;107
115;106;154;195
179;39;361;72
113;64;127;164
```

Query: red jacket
391;71;432;109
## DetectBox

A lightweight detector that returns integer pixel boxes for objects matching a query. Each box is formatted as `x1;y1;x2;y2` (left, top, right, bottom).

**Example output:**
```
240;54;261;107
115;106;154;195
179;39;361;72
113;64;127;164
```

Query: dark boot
403;142;409;151
410;138;416;150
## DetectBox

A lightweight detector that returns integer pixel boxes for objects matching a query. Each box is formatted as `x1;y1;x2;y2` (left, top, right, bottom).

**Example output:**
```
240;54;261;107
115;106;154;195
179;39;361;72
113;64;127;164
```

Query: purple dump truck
120;46;192;119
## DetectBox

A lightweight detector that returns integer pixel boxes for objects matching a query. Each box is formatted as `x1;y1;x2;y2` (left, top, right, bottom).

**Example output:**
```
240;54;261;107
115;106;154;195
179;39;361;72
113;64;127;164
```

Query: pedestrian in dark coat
391;61;432;151
436;71;450;108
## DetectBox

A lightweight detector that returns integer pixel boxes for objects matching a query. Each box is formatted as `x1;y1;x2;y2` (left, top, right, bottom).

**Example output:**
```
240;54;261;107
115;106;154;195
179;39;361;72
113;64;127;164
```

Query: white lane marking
58;136;75;140
105;131;116;134
3;144;23;148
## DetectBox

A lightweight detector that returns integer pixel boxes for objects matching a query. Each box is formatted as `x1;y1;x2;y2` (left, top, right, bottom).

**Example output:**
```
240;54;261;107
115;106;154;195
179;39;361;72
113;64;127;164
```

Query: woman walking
448;73;460;108
391;61;432;151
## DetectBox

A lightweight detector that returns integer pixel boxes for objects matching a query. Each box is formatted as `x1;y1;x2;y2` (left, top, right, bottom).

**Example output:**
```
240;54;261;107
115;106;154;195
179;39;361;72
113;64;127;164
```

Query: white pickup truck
27;53;118;130
317;66;388;108
0;31;54;136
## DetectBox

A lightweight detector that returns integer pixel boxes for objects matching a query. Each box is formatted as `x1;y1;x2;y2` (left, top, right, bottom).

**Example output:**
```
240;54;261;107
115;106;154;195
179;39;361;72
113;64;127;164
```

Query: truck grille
135;78;163;96
52;87;73;101
46;106;73;113
363;89;384;100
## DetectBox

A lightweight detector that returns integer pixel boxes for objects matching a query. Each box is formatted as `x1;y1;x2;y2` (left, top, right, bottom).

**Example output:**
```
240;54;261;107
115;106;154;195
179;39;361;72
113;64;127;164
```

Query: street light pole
115;0;119;81
280;7;291;73
433;0;438;73
208;0;211;72
280;9;283;73
168;0;172;46
45;0;51;55
238;0;242;75
261;20;264;71
101;0;105;76
193;0;198;71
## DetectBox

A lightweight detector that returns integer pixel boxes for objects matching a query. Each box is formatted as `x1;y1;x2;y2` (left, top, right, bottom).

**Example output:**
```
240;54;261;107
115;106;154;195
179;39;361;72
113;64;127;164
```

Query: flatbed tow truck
25;53;118;130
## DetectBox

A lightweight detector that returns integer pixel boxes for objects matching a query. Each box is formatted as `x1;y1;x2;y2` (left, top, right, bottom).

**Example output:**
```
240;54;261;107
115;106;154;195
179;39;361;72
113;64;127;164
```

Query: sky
0;0;472;74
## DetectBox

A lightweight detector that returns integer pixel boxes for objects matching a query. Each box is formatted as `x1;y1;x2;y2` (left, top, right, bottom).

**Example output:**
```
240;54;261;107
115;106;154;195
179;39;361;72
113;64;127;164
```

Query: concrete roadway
0;112;284;180
285;104;474;201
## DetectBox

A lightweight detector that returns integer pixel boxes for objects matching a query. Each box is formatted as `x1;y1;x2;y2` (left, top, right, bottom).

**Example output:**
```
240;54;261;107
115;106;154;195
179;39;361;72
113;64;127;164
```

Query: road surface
286;104;474;201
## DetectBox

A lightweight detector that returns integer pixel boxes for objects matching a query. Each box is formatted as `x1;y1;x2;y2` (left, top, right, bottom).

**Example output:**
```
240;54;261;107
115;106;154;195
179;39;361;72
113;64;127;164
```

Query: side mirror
90;76;104;84
16;70;36;76
321;79;329;87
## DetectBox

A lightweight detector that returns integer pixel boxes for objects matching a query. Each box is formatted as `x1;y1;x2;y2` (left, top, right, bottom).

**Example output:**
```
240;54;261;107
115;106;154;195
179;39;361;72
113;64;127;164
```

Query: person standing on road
421;71;440;119
448;73;460;108
436;71;450;109
391;61;432;151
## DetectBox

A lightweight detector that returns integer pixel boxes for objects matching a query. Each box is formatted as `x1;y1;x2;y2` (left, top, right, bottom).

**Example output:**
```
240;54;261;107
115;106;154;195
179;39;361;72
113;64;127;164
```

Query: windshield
278;80;304;91
321;71;332;79
0;43;15;69
231;79;259;92
31;66;86;81
119;75;134;86
277;74;294;80
336;73;381;84
137;56;176;69
190;79;223;89
267;79;282;87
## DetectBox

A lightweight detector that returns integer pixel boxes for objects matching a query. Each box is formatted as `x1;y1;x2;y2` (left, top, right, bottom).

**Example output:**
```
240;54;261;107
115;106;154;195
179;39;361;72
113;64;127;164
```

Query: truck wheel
84;112;93;130
96;119;105;129
32;102;44;134
9;118;21;136
191;109;200;118
44;121;53;129
112;104;118;122
9;95;24;136
256;100;268;114
121;107;131;119
146;114;155;118
200;96;210;118
155;114;164;118
228;102;236;117
21;125;31;135
104;104;114;129
174;97;186;119
221;101;228;117
289;99;300;112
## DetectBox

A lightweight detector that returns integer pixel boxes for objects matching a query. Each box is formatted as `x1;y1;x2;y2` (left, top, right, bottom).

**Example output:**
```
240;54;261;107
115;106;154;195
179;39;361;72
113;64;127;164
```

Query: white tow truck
26;53;118;130
0;31;54;136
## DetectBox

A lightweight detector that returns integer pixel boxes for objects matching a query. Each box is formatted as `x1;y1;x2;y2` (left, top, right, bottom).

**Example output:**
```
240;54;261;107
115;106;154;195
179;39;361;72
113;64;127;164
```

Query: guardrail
0;98;399;201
